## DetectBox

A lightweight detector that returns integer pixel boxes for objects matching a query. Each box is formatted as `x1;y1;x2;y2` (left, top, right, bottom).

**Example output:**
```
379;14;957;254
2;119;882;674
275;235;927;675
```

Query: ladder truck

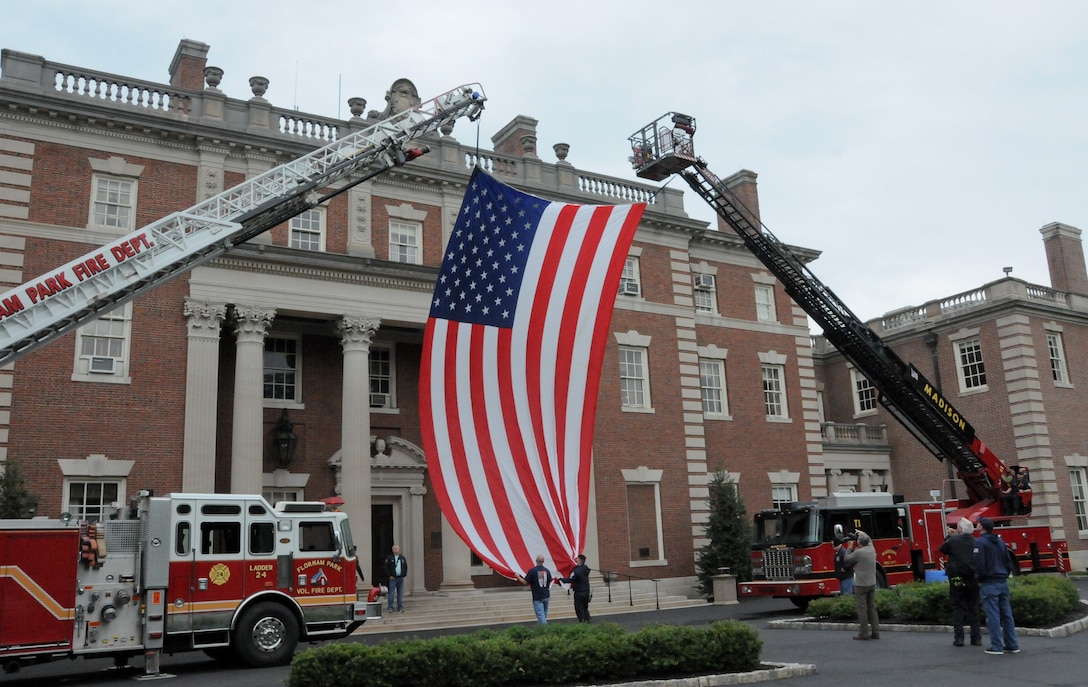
0;83;485;367
0;84;485;674
628;113;1068;606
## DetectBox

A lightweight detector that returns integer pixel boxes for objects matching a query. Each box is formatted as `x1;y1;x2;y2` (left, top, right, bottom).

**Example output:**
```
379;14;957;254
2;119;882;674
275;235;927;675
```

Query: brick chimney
168;39;210;90
1040;222;1088;295
715;169;760;233
491;115;539;158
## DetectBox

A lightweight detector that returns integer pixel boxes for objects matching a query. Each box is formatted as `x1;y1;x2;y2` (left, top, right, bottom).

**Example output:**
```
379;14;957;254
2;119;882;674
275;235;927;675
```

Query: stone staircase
353;582;706;635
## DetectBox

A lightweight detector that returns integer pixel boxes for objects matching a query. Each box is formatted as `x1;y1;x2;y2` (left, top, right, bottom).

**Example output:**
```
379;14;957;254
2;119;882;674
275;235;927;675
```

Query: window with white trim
74;303;132;381
619;346;650;408
851;368;877;415
369;345;395;409
389;220;421;264
65;480;121;522
290;208;325;252
1047;331;1069;385
264;489;301;504
700;358;728;416
264;336;300;402
91;176;135;231
1071;467;1088;533
619;256;642;297
694;274;717;313
754;284;776;322
762;364;788;419
771;483;797;508
955;338;987;391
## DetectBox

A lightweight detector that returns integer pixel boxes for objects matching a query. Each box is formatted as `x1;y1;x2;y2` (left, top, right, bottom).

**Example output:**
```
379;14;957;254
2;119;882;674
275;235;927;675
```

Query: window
619;346;649;408
1071;467;1088;533
289;208;325;251
175;521;192;555
622;467;665;566
956;338;987;391
762;364;788;418
263;489;301;504
694;274;716;313
65;480;120;521
389;220;421;264
300;522;337;552
700;358;728;416
264;336;300;402
370;346;394;408
619;256;642;297
200;522;241;555
755;284;776;322
851;369;877;415
249;522;276;555
91;176;135;230
74;303;132;381
1047;331;1069;385
771;484;797;508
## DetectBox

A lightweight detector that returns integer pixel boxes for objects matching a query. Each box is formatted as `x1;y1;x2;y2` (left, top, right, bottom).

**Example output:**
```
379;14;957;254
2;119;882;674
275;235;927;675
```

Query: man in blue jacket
974;517;1019;655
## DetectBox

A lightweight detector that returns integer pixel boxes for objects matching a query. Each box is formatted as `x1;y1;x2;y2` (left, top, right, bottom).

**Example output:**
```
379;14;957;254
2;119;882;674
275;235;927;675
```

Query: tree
696;468;752;597
0;460;30;518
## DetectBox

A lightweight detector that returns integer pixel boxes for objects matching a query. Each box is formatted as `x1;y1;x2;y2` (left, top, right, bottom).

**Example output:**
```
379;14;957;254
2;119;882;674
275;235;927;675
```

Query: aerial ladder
0;84;486;367
628;112;1019;524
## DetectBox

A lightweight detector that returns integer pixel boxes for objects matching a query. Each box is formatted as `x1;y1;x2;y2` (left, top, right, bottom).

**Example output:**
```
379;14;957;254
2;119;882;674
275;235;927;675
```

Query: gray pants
854;584;880;638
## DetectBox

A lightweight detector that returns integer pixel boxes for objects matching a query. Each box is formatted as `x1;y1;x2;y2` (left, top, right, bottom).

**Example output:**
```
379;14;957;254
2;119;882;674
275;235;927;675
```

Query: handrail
599;570;660;610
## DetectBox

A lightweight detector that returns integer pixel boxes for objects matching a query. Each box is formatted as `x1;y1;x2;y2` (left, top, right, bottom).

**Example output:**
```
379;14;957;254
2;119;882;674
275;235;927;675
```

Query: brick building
0;38;1083;599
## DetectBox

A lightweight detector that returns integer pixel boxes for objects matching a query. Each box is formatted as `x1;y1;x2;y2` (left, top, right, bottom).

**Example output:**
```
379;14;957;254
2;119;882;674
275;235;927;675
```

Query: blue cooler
925;569;948;583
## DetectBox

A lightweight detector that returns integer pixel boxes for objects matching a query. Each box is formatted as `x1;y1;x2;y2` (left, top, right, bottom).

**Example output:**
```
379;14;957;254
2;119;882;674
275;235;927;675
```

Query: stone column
859;469;873;494
230;305;275;494
182;298;227;493
338;315;380;587
409;485;427;595
440;513;476;591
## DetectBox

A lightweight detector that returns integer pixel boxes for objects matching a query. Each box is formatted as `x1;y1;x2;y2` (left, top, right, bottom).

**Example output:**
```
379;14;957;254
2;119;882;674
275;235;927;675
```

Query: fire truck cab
0;491;366;675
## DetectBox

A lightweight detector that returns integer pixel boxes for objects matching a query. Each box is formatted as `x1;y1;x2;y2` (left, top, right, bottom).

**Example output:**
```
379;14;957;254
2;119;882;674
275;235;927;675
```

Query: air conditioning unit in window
88;356;116;374
618;279;640;296
694;274;716;290
370;393;389;408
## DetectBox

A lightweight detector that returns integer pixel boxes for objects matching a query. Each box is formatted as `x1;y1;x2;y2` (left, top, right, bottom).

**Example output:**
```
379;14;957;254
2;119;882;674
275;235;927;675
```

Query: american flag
420;168;645;579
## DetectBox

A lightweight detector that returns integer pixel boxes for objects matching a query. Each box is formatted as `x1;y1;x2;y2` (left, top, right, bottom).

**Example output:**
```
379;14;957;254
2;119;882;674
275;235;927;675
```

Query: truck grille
105;521;142;554
763;548;794;581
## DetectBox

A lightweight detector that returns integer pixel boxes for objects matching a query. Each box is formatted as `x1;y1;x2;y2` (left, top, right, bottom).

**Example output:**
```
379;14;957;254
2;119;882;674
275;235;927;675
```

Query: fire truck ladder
629;113;1005;507
0;84;486;368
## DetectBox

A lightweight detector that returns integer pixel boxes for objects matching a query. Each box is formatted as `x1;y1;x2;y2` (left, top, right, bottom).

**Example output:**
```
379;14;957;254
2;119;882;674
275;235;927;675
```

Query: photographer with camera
844;530;879;640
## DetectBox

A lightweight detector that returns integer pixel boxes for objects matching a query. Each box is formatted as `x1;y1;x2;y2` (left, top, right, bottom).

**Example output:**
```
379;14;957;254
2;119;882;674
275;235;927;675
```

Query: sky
4;1;1087;326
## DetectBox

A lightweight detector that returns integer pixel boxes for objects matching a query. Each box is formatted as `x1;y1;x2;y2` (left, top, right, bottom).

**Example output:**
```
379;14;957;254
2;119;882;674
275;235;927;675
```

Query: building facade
1;39;1082;598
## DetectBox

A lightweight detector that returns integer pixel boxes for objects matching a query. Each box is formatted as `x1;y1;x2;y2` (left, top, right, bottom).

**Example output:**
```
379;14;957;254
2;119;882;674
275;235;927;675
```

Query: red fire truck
628;113;1070;609
0;491;366;675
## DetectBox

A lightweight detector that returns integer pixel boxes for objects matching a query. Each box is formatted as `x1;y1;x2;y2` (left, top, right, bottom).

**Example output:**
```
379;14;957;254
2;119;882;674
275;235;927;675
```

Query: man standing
939;518;982;647
559;554;593;623
384;545;407;613
975;517;1020;655
834;536;855;595
844;530;879;640
518;554;554;624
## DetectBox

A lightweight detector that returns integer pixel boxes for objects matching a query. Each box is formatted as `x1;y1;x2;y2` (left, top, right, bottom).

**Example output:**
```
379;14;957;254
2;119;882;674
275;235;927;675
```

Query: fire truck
0;491;364;674
0;83;486;673
628;113;1070;609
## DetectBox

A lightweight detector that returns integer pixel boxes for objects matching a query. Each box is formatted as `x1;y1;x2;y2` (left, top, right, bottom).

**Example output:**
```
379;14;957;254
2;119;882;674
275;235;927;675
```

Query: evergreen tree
696;468;752;597
0;460;30;518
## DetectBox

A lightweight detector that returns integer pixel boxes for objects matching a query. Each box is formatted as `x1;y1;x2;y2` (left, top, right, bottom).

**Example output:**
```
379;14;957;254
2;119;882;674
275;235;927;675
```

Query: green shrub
287;620;761;687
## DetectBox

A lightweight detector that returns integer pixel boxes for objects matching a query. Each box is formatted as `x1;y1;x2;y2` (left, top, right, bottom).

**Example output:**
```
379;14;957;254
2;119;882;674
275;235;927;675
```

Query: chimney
168;39;210;90
1040;222;1088;295
715;169;760;233
491;115;539;158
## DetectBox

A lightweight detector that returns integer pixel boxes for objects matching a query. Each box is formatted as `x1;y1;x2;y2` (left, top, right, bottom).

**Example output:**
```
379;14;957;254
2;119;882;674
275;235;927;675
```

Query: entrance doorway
372;504;394;584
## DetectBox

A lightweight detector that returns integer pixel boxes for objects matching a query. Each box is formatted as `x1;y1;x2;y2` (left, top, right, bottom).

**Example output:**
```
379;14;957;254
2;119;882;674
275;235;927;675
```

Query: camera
842;534;858;542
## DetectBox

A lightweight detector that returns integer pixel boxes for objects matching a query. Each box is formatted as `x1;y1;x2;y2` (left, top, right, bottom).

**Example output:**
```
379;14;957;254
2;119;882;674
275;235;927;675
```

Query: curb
571;662;817;686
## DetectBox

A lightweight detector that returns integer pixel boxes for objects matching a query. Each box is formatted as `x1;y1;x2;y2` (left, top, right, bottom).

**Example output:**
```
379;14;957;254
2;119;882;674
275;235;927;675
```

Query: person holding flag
517;554;556;624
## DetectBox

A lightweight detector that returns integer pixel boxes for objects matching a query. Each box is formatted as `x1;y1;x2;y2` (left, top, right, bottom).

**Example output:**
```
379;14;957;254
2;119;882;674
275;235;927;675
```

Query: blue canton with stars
429;169;547;327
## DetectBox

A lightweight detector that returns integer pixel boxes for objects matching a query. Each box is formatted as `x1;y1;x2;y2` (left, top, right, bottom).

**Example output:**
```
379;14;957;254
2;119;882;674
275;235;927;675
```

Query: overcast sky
4;1;1086;326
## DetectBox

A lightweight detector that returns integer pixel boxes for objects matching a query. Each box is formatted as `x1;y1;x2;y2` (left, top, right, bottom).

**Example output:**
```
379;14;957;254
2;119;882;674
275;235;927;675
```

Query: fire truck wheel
790;597;811;611
233;602;299;668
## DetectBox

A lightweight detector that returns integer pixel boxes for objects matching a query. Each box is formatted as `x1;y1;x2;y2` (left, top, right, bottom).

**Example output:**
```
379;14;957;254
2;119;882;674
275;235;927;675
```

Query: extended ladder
0;84;486;367
629;113;1007;506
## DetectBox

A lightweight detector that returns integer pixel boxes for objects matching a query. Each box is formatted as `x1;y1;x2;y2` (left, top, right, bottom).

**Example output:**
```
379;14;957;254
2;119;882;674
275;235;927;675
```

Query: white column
182;299;226;493
338;315;379;588
440;513;476;590
409;485;427;595
230;305;275;494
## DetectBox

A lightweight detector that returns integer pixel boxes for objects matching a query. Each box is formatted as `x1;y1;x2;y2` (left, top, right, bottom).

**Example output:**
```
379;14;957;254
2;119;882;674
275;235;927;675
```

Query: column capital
183;298;227;339
232;305;276;343
337;315;381;351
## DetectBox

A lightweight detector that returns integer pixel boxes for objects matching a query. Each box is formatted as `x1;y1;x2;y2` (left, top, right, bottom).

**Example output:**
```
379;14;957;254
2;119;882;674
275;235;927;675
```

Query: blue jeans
388;576;404;611
979;579;1018;651
839;576;854;595
532;597;549;624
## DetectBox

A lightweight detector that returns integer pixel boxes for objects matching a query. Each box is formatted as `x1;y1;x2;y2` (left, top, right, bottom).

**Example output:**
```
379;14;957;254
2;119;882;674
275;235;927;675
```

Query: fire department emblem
209;563;231;586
